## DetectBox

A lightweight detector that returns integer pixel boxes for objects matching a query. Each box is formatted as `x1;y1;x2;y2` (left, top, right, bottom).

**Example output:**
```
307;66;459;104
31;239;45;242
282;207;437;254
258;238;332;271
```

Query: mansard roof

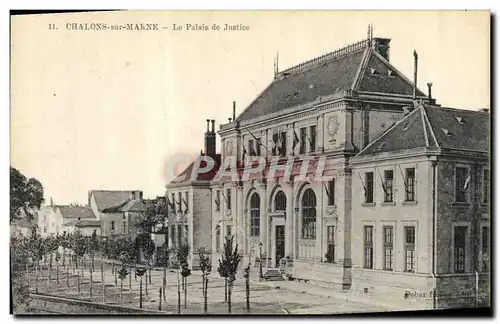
167;154;221;188
356;103;490;157
236;37;426;122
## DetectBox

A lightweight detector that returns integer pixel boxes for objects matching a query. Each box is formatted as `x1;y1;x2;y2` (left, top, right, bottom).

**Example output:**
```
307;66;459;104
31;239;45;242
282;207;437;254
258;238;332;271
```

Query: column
315;183;323;261
317;114;324;153
287;123;293;156
284;181;294;257
258;182;268;264
236;184;245;255
339;168;353;289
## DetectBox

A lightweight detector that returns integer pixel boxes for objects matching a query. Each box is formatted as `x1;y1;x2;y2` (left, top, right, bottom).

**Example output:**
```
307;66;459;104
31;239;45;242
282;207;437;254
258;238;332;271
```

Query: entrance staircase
263;268;286;281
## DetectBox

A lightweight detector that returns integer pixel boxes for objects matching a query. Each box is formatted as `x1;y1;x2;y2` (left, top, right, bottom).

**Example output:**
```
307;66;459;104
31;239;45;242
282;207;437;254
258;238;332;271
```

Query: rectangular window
185;191;189;212
111;221;115;231
384;170;394;202
455;167;468;202
248;139;254;156
226;189;231;210
256;138;261;156
300;127;307;154
365;172;374;203
404;226;415;272
171;193;176;214
122;220;126;234
280;132;287;157
215;228;221;252
482;226;490;271
177;192;182;213
226;225;232;238
454;226;467;273
363;226;373;269
405;168;416;201
215;190;221;211
483;169;489;204
184;225;189;243
326;226;335;263
383;226;394;271
177;224;182;247
328;179;335;206
310;125;316;152
170;225;176;248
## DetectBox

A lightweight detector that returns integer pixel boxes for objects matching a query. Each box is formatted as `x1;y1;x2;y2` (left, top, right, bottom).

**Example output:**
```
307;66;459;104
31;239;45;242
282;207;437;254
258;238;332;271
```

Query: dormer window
370;68;379;75
387;70;395;77
455;116;465;124
442;128;452;136
403;122;410;131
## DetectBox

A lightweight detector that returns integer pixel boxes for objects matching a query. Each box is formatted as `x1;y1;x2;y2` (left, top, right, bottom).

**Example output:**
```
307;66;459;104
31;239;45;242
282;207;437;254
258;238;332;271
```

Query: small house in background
54;205;97;234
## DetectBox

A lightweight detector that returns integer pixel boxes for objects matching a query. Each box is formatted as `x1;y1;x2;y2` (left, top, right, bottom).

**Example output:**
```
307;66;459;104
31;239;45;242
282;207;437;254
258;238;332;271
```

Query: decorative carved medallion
327;115;340;143
225;140;233;156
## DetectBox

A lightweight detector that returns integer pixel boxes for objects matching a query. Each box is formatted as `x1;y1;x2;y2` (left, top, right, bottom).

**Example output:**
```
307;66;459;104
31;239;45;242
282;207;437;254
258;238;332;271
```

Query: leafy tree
10;167;44;223
157;247;171;302
71;230;88;295
115;236;137;292
117;266;129;303
10;235;31;313
88;230;99;272
218;236;241;314
135;199;166;234
197;247;212;313
177;243;191;309
137;234;155;296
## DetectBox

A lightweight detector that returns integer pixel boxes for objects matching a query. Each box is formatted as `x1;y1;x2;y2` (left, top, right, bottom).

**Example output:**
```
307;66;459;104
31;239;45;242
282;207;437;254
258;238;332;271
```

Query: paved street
27;260;388;314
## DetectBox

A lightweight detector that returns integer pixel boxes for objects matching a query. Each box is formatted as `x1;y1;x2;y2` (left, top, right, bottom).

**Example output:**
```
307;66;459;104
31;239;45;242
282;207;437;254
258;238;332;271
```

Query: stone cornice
350;147;440;165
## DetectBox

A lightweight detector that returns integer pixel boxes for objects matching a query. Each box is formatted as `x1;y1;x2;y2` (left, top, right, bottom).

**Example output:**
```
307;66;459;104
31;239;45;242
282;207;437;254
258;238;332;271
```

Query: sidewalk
250;276;420;312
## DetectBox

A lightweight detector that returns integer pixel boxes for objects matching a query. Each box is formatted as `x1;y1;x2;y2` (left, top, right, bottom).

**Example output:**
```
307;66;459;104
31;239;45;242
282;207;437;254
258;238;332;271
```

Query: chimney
427;82;433;101
371;38;391;61
413;50;418;100
206;119;210;132
233;101;236;121
204;119;216;158
228;118;232;123
138;191;143;200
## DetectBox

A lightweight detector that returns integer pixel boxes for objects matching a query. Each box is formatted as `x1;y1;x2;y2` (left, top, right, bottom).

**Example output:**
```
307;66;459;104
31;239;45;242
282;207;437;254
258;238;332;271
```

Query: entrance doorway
275;225;285;267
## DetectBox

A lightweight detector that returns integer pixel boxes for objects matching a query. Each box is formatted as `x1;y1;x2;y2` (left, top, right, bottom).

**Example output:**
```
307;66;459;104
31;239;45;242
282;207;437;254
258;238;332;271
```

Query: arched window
250;192;260;237
275;191;286;211
301;188;317;239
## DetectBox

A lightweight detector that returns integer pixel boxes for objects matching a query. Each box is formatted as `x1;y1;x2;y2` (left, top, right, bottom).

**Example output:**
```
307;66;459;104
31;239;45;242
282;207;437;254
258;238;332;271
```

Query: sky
10;10;490;205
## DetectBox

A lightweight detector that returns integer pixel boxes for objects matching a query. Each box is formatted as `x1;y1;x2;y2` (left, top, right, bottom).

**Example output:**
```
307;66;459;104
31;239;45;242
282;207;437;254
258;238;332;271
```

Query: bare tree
218;236;241;314
197;247;212;313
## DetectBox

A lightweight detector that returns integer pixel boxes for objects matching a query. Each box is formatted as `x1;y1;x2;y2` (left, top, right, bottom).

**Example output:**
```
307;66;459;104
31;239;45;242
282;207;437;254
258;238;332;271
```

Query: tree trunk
129;266;132;293
114;264;118;286
228;281;232;314
177;270;181;314
90;267;93;298
67;261;70;287
184;277;187;309
149;266;152;284
246;275;250;313
159;287;162;311
224;278;227;302
139;277;143;309
56;259;59;284
101;260;105;303
204;277;208;313
62;248;66;267
145;270;148;297
162;268;167;302
26;264;30;289
120;280;123;304
92;254;95;273
35;261;39;294
77;272;81;296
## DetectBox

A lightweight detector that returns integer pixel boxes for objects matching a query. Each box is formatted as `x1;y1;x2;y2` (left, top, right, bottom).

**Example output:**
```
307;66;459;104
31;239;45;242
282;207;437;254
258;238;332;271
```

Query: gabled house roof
57;205;96;219
356;103;490;157
236;37;426;122
167;154;221;187
101;199;146;213
91;190;141;212
75;220;101;228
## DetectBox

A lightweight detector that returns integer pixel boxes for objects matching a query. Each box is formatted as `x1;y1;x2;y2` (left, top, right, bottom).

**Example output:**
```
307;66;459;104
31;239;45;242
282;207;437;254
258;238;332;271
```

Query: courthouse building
207;33;490;308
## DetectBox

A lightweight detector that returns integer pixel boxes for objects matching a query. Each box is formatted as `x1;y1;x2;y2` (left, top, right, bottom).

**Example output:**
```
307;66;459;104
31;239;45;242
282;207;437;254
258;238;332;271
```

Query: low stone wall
24;293;171;315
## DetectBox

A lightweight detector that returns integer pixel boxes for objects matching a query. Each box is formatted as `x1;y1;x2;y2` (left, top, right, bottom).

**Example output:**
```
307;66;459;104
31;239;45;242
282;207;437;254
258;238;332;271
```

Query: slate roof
91;190;141;212
57;205;96;219
357;104;490;156
101;199;146;213
168;154;221;186
236;38;426;122
75;220;101;228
